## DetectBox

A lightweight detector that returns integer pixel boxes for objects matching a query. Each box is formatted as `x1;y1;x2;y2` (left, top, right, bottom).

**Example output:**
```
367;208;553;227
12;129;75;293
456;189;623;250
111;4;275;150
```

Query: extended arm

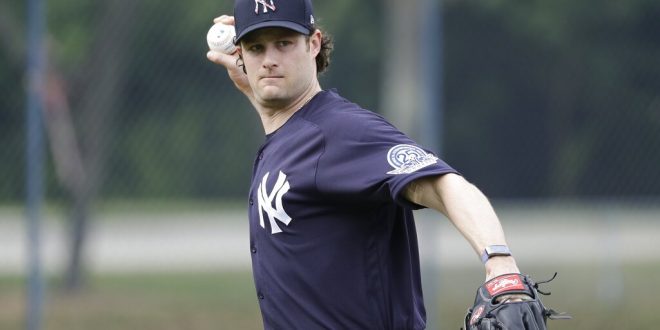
403;173;520;280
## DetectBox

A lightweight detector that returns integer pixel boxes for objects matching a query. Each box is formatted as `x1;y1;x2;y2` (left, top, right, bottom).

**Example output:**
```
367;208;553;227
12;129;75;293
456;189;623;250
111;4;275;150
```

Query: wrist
485;256;520;281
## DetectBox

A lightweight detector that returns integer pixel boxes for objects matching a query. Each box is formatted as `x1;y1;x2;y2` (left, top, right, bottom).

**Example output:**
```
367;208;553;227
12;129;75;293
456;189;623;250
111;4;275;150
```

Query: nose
261;45;278;70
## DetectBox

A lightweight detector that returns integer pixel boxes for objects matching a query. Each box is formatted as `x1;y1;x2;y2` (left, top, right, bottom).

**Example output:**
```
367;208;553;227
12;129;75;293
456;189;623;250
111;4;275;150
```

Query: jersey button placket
250;151;263;208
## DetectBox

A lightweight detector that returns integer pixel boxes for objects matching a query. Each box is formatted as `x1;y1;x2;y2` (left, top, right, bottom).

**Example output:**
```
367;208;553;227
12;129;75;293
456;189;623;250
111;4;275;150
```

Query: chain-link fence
3;0;659;204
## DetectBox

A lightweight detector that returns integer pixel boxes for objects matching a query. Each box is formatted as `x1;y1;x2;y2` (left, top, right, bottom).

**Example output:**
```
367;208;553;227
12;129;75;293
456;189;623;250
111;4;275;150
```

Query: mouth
259;75;285;87
260;75;284;81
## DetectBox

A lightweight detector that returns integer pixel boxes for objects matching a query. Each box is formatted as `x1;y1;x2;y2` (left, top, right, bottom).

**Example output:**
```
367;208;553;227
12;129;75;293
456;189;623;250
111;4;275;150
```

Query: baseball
207;23;237;54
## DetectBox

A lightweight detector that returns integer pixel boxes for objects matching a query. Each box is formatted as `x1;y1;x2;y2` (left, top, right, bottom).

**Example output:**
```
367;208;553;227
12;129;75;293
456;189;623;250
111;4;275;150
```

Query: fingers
496;293;533;303
213;15;235;25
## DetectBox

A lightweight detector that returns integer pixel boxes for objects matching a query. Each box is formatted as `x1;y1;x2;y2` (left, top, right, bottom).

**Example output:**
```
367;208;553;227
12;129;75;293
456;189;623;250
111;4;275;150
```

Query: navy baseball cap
233;0;315;44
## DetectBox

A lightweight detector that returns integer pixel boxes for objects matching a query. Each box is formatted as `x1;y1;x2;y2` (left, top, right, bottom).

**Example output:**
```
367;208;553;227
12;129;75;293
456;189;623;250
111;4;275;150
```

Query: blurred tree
1;0;140;291
61;0;141;291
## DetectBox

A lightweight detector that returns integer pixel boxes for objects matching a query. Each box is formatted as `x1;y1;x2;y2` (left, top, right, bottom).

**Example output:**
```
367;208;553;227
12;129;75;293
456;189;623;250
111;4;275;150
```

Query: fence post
25;0;46;328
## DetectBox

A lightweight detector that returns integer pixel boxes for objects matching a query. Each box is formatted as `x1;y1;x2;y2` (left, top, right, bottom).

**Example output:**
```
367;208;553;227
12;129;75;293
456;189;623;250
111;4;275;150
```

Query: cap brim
234;21;311;44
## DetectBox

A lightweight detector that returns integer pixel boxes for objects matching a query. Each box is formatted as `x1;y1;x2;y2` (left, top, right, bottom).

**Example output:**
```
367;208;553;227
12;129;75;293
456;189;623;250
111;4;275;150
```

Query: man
207;0;521;328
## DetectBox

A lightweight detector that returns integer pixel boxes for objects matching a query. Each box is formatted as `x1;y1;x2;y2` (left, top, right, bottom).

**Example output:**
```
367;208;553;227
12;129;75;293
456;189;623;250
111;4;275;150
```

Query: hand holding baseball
206;15;253;100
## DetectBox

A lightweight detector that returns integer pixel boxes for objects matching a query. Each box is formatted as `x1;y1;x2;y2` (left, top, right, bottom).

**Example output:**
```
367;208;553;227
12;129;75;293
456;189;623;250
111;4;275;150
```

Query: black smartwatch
480;245;512;264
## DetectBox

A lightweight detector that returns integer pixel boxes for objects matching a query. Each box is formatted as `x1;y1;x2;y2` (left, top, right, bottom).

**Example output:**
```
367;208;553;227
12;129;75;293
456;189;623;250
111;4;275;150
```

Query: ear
309;29;322;57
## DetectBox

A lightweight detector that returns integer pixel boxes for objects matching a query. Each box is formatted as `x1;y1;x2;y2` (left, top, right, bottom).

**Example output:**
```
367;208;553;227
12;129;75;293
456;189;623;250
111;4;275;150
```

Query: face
239;28;321;109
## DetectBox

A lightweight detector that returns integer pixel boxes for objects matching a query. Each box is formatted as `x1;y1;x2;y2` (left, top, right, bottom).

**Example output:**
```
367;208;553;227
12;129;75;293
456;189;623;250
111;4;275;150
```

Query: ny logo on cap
255;0;276;14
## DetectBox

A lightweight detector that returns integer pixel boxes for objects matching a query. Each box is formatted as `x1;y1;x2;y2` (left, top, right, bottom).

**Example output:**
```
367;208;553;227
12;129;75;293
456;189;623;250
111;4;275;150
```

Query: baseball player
206;0;554;329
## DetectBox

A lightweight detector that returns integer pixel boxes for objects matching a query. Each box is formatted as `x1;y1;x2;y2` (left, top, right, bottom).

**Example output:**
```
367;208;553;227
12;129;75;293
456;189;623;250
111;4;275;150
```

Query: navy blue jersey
247;90;458;329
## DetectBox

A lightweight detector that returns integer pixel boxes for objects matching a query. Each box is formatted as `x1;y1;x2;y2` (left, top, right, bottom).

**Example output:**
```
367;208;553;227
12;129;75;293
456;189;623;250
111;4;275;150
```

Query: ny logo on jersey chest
257;171;292;234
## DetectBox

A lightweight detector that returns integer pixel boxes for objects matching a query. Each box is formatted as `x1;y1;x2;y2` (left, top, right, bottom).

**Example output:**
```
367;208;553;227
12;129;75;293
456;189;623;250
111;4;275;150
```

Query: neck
257;82;322;135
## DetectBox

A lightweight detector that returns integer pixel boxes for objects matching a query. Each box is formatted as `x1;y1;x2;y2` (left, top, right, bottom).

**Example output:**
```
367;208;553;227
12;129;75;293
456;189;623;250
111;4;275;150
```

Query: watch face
486;245;511;255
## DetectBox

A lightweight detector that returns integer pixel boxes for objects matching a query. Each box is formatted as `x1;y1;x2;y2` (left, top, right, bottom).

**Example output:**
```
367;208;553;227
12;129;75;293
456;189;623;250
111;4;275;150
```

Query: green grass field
1;263;658;330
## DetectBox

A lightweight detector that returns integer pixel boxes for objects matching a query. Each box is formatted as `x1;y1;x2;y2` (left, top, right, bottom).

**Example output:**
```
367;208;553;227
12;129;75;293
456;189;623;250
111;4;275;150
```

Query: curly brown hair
311;27;333;74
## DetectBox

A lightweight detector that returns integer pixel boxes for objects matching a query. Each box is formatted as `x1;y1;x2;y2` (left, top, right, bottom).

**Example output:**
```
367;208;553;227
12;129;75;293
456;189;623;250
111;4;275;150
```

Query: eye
276;40;293;48
246;44;264;53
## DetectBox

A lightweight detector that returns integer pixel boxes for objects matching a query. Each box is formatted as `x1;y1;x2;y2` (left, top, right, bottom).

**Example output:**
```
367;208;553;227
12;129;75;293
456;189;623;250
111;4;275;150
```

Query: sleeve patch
386;144;439;175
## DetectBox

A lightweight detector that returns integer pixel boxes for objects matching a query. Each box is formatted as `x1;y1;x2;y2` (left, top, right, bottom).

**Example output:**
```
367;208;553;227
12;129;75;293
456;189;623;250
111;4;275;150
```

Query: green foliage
316;0;383;110
47;0;96;70
444;0;660;197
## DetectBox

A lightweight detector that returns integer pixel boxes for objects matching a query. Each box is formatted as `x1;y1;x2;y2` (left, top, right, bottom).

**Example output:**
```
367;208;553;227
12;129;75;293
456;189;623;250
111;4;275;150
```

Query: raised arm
205;15;256;105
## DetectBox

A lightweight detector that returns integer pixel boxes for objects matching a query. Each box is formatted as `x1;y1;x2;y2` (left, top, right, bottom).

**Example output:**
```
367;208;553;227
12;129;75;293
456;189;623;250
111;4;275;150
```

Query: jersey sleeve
314;109;458;209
